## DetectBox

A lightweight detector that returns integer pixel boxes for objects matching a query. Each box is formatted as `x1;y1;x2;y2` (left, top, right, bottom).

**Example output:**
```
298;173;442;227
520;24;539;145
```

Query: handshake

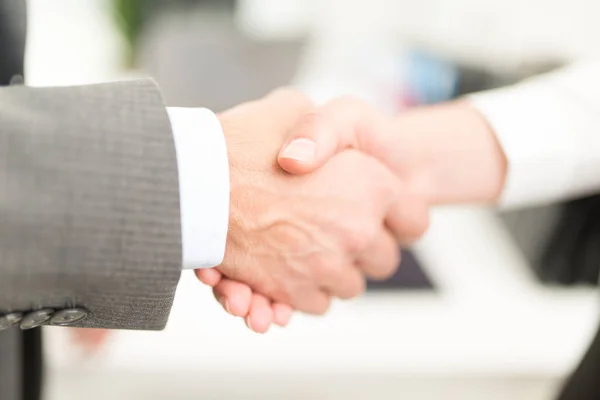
194;88;506;333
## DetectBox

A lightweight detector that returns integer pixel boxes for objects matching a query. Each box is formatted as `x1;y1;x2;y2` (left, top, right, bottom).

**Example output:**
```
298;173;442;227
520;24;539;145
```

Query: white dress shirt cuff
469;72;600;210
167;107;230;269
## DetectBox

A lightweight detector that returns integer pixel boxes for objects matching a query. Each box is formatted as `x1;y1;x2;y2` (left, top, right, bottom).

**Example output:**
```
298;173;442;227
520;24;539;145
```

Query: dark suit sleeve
0;80;182;331
557;322;600;400
0;0;26;85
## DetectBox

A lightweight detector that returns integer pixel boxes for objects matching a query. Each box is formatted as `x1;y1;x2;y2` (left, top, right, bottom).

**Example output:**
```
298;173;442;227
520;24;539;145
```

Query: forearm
390;60;600;209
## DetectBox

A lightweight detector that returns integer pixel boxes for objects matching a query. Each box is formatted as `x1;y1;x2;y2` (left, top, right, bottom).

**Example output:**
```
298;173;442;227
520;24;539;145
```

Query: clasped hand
196;89;431;333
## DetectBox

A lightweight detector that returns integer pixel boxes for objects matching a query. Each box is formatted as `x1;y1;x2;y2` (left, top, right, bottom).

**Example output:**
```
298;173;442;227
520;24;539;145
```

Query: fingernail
219;297;232;315
279;313;292;327
245;316;254;331
280;138;316;162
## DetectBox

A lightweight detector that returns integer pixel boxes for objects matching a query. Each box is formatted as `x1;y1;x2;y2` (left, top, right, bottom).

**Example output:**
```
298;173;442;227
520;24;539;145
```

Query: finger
385;194;430;245
272;303;293;327
213;279;253;317
356;229;401;281
356;157;429;243
278;96;389;175
291;289;332;315
320;263;366;300
194;268;223;287
246;294;274;334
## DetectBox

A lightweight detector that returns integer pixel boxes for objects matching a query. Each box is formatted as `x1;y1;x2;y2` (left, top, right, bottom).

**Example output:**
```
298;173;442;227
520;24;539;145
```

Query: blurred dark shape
538;196;600;285
557;324;600;400
0;0;25;84
367;250;433;290
457;59;565;94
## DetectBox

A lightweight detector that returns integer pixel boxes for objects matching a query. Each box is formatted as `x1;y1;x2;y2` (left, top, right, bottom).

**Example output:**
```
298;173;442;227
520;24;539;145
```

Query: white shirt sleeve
167;107;230;269
468;61;600;210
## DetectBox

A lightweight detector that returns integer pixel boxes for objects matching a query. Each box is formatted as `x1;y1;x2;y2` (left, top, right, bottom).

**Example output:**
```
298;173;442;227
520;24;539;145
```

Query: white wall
239;0;600;68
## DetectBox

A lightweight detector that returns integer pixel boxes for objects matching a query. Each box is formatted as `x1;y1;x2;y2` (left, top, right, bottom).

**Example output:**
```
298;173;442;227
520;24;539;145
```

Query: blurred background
13;0;600;398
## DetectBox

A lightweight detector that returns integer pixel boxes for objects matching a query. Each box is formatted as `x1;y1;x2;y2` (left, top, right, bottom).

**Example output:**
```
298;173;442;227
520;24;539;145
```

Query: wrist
391;101;507;205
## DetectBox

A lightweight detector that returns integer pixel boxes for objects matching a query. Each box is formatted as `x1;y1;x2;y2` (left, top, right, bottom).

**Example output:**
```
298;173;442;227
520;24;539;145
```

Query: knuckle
385;179;403;199
374;172;402;202
269;87;312;108
269;285;294;306
297;110;325;132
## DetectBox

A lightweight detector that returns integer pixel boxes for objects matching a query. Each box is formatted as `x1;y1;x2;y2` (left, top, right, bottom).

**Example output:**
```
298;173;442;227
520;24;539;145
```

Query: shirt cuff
167;107;230;269
468;79;600;209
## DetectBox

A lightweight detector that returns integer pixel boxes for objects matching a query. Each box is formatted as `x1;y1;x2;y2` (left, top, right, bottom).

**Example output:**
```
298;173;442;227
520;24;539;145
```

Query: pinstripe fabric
0;79;183;400
1;0;182;398
0;79;182;329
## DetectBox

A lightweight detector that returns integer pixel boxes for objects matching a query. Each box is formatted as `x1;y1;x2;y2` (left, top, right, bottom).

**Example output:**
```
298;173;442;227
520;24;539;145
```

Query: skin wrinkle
210;90;418;315
227;173;360;304
255;195;364;299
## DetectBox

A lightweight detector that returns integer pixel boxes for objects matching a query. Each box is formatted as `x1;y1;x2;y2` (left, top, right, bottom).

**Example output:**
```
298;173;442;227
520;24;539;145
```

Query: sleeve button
20;309;55;330
0;313;24;331
50;308;89;326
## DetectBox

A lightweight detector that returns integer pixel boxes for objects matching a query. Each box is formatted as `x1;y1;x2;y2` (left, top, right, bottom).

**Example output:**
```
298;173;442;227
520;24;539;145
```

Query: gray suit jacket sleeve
0;79;182;331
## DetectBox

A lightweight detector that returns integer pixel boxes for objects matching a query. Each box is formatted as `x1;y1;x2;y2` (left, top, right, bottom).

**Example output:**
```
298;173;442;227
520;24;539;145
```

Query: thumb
278;113;343;174
278;96;387;175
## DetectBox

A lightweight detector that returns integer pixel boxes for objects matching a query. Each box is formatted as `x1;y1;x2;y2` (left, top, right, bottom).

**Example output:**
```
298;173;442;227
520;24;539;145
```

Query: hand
200;96;506;332
195;89;429;330
196;267;294;332
278;97;507;205
197;91;430;333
